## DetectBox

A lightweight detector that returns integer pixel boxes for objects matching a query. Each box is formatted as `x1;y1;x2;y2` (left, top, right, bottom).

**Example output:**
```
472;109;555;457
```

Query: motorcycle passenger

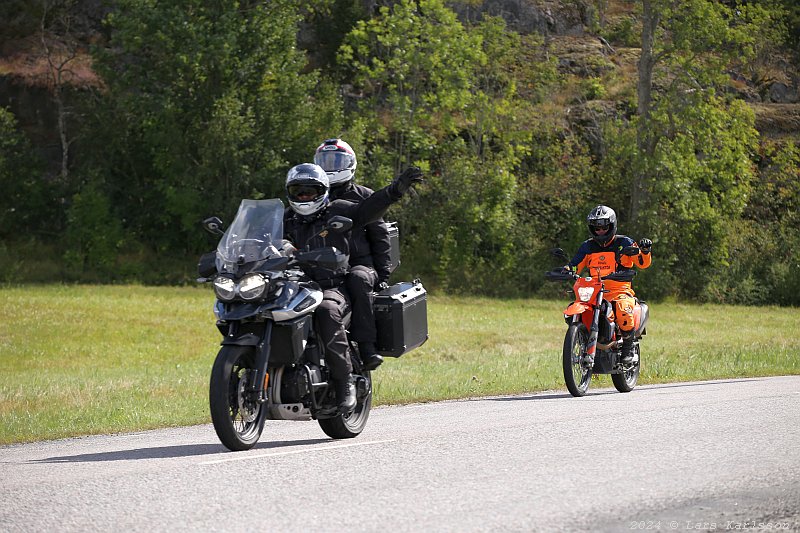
565;205;652;363
314;138;392;372
284;163;423;412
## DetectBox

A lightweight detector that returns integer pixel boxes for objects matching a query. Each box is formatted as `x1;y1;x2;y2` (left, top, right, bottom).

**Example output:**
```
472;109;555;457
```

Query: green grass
1;285;798;444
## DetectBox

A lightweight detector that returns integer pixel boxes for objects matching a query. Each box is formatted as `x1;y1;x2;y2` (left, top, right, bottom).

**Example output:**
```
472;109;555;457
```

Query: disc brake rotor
237;372;258;423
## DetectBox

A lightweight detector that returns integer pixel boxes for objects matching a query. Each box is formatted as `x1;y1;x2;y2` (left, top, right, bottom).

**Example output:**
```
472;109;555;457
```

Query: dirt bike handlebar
544;268;636;282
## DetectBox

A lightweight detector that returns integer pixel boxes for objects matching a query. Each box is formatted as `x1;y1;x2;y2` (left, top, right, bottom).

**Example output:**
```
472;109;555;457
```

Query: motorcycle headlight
214;277;236;302
238;274;267;301
577;286;595;302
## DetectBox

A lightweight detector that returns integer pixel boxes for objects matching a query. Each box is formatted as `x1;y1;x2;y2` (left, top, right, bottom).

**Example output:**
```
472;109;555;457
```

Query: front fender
220;332;261;346
565;302;590;315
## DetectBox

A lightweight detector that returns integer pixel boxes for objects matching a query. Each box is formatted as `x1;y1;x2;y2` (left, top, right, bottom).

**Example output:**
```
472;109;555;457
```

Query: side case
385;221;400;273
373;280;428;357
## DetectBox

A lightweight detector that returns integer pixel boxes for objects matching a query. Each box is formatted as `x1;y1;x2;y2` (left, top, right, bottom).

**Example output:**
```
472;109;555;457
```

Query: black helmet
587;205;617;246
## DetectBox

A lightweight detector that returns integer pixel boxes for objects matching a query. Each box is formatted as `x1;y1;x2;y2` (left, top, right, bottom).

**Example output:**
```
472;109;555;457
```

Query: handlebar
603;269;636;282
545;269;578;282
544;268;636;282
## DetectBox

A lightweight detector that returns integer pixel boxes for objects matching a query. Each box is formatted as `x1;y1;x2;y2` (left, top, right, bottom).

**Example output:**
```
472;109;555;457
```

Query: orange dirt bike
545;248;649;397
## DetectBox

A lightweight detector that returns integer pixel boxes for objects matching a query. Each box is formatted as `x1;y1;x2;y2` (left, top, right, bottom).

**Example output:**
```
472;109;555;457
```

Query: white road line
199;439;396;465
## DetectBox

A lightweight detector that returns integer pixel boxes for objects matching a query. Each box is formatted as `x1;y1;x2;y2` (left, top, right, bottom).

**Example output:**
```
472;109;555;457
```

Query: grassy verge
1;285;798;444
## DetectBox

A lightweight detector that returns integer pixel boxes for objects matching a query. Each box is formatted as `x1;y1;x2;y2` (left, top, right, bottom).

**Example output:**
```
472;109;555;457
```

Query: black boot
620;335;635;364
334;375;357;413
359;342;383;371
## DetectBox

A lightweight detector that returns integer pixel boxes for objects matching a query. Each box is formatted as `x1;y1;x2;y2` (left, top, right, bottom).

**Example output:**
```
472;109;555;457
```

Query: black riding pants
345;265;378;344
315;288;352;381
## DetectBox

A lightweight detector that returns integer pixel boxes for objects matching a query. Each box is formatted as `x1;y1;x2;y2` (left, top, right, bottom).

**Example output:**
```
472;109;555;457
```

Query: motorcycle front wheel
209;345;267;451
612;342;640;393
318;372;372;439
563;323;592;397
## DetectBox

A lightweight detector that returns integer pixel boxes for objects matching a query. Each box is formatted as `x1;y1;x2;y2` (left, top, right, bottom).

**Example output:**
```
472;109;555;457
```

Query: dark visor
288;184;324;200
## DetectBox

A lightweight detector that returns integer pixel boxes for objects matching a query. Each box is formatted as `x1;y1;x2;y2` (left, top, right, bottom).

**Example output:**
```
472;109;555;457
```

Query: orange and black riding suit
568;235;652;335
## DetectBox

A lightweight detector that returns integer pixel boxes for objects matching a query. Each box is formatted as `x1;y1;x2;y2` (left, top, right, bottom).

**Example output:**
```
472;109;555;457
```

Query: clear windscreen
216;199;285;274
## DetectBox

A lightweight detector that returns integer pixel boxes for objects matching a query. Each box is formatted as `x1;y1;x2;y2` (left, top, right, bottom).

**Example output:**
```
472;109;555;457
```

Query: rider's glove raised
390;166;424;198
638;238;652;254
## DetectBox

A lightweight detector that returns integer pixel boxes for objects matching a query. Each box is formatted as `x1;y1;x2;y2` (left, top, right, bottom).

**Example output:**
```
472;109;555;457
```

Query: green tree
0;107;47;237
340;2;541;292
621;0;763;298
90;0;342;256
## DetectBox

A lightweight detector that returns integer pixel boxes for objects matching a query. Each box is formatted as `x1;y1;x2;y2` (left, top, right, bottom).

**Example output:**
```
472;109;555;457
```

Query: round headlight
214;277;236;301
238;274;267;301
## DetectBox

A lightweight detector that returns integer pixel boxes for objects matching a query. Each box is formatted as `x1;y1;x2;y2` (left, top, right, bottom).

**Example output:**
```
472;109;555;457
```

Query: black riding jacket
329;182;393;282
284;185;400;287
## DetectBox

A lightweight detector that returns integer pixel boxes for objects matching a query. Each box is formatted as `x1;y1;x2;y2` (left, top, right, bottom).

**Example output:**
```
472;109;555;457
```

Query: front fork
252;322;273;403
220;320;274;403
584;297;603;367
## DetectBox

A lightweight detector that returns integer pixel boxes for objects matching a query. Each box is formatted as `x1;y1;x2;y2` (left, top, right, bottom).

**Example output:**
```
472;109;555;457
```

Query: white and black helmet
587;205;617;246
286;163;329;216
314;138;357;186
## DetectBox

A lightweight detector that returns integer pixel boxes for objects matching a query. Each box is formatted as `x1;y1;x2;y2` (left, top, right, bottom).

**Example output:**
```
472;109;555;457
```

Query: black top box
373;281;428;357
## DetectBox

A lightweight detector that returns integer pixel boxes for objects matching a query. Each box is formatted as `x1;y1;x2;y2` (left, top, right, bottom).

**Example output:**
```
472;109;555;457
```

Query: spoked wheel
563;323;593;397
318;372;373;439
209;345;267;451
612;342;640;393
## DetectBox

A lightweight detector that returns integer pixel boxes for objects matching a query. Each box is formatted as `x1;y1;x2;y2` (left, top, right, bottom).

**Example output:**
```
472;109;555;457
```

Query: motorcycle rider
565;205;652;363
313;138;391;372
283;162;423;412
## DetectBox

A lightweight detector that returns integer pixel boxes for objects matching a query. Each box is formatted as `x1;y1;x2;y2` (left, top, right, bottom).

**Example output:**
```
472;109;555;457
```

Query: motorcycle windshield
216;199;285;274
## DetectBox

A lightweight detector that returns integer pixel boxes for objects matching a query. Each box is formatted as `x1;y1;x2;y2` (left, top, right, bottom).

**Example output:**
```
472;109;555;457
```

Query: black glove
391;166;424;197
638;238;652;254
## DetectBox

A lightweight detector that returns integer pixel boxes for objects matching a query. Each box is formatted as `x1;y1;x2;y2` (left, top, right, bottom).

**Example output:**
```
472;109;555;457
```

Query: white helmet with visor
314;138;357;186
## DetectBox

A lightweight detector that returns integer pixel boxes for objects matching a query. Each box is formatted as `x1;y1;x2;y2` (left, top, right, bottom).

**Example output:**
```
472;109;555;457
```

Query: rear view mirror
203;216;225;236
550;248;569;262
326;216;353;233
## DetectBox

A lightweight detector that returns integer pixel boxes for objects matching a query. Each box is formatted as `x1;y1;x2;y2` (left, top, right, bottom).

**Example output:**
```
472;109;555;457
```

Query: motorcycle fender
220;332;261;346
565;302;589;315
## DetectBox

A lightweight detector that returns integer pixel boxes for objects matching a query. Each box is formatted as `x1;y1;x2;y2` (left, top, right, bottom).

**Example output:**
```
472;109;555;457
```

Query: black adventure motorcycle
198;198;375;451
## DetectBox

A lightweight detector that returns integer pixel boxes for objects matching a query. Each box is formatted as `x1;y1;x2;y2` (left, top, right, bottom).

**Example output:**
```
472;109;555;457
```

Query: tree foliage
88;0;342;258
339;0;546;292
1;0;799;303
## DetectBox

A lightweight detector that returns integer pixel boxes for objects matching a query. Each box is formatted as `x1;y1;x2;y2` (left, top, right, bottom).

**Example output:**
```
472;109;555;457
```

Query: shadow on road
484;377;769;402
485;390;618;401
640;377;766;390
31;438;331;463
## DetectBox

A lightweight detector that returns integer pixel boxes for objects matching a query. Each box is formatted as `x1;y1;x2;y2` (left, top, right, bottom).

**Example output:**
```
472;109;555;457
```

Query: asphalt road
1;376;798;533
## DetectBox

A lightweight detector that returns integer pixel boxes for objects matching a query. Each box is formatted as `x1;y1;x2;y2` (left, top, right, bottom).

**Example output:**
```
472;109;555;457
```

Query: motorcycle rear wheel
209;345;267;451
318;372;372;439
612;342;640;393
563;323;592;397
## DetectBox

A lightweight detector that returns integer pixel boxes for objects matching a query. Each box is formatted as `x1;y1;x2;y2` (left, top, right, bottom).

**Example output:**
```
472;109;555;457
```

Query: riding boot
334;374;357;413
620;334;635;363
359;342;384;371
